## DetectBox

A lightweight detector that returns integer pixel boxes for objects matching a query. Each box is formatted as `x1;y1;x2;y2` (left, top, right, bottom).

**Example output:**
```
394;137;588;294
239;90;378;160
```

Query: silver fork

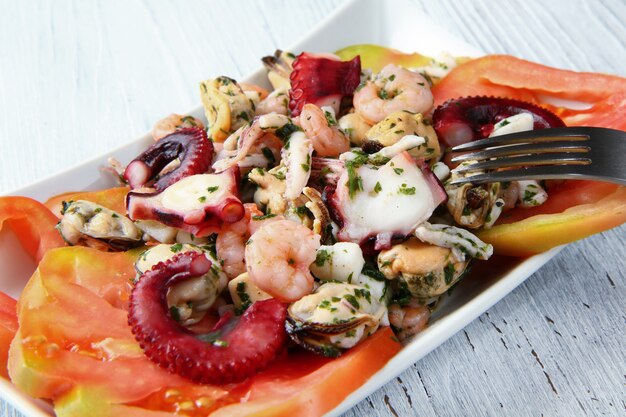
448;127;626;186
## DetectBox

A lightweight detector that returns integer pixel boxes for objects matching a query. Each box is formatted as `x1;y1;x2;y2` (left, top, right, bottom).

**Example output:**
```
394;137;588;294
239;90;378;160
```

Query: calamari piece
127;169;244;237
124;128;213;191
212;113;295;173
328;151;447;250
282;131;313;200
310;242;365;283
414;222;493;261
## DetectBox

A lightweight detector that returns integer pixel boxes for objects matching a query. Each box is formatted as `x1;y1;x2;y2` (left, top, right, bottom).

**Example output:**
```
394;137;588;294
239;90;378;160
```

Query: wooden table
1;1;624;415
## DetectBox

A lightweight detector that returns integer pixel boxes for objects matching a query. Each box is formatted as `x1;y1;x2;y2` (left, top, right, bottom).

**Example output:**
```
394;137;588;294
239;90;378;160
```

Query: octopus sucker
127;168;245;237
129;251;288;385
124;127;213;191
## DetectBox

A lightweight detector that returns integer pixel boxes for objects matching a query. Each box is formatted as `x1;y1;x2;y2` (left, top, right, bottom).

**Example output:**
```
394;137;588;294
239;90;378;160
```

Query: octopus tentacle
432;96;565;147
128;251;288;384
124;127;213;191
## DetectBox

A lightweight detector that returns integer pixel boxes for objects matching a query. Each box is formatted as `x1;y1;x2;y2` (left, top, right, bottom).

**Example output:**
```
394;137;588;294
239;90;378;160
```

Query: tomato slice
432;55;626;129
0;197;66;262
45;187;129;218
0;291;17;379
9;246;401;416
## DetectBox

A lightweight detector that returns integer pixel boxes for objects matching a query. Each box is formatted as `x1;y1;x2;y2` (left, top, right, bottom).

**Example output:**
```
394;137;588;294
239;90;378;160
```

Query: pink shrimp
388;302;430;342
353;64;433;124
152;113;205;141
245;220;320;302
299;103;350;157
216;203;282;279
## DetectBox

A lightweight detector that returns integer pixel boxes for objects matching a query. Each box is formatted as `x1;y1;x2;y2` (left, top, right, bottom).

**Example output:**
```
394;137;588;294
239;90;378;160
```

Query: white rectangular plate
0;0;563;415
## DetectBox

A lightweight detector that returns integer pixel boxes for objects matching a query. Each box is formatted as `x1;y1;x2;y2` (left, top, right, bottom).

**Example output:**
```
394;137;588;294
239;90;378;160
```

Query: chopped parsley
236;281;252;312
374;181;382;193
198;196;207;202
170;243;183;253
207;186;219;193
252;213;277;221
274;123;302;142
393;167;404;175
315;249;332;267
261;147;275;163
444;262;455;285
398;184;416;195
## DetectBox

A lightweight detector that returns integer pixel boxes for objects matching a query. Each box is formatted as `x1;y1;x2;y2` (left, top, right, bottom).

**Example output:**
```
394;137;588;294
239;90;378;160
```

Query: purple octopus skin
128;251;288;385
432;96;565;147
124;127;214;191
126;167;245;237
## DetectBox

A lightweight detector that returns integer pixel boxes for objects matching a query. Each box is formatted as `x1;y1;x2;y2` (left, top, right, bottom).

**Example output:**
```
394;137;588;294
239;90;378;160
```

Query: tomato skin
432;55;626;129
0;197;66;262
44;187;129;218
478;186;626;257
9;246;401;416
0;291;17;379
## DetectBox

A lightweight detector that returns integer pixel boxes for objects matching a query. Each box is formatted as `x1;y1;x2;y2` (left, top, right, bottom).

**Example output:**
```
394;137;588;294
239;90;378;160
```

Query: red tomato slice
0;197;66;262
9;247;401;416
432;55;626;129
44;187;129;218
0;291;17;379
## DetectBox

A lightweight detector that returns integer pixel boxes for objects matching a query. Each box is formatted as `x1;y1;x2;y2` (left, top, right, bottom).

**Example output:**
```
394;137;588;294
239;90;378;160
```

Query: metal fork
448;127;626;186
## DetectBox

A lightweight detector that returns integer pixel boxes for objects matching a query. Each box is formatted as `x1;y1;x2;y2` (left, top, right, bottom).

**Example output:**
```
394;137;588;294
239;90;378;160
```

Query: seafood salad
2;44;626;417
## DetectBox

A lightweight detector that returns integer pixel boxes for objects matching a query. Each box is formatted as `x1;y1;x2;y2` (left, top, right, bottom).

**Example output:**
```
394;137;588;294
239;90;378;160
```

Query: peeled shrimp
216;203;281;279
299;104;350;157
152;113;205;141
256;88;290;116
245;220;321;302
353;64;434;124
388;302;430;342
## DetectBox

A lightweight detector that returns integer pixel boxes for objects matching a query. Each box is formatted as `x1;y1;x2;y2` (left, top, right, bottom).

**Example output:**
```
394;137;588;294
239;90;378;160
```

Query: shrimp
388;302;430;342
151;113;205;141
255;88;290;116
299;104;350;157
216;203;282;279
245;220;321;302
353;64;434;124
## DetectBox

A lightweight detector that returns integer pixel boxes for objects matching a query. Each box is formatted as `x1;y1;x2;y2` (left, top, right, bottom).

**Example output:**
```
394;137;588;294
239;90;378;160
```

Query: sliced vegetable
478;186;626;256
432;55;626;130
9;246;401;416
0;196;66;262
45;187;130;218
0;291;17;379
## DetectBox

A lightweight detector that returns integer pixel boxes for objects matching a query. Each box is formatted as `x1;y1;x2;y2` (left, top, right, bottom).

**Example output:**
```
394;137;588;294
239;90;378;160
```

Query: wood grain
1;1;625;416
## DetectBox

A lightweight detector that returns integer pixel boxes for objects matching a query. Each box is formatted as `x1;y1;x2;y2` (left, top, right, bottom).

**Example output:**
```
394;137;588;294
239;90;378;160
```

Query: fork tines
449;128;593;185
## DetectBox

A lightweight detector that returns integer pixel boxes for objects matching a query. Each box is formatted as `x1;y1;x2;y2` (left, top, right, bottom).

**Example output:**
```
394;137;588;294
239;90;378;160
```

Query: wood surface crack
417;370;431;399
605;272;616;288
383;394;400;417
463;330;475;351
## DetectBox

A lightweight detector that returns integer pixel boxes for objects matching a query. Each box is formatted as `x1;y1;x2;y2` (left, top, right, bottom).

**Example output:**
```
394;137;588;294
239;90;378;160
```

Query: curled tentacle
432;96;565;147
129;251;288;384
124;127;213;191
289;53;361;117
127;168;245;237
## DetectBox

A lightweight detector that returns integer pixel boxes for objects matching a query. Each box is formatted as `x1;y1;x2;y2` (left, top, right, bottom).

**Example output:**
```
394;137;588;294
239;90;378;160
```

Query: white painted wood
1;0;625;416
